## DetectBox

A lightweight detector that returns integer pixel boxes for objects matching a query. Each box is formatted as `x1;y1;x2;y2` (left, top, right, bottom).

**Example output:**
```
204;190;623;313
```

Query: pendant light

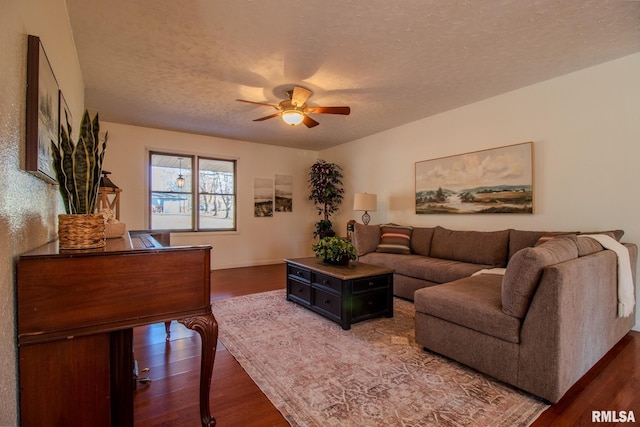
176;158;185;188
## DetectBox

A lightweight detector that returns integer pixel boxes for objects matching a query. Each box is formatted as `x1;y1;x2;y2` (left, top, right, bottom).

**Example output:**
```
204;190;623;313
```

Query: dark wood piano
16;231;217;427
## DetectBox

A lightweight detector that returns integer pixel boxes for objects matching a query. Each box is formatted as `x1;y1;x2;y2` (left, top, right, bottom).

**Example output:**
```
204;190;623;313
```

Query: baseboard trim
212;259;285;270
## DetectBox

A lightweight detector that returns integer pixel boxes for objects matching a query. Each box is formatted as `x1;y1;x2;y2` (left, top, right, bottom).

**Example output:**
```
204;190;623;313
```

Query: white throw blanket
583;234;635;318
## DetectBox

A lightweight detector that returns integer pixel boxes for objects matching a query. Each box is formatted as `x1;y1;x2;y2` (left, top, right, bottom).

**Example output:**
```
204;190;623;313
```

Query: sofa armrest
517;249;635;402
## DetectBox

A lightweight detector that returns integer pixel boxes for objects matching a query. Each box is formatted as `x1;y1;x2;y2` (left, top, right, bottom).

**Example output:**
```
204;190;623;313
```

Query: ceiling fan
236;86;350;128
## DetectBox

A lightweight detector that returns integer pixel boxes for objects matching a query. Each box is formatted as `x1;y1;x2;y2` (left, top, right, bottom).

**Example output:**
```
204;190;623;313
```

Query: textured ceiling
66;0;640;151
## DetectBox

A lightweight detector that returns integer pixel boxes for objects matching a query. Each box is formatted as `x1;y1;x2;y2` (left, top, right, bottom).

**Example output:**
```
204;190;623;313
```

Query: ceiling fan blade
303;115;320;128
236;99;279;110
291;86;312;107
253;112;281;122
305;106;351;115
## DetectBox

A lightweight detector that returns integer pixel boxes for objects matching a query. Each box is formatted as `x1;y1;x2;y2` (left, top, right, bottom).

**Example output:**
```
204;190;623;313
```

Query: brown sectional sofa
355;225;517;300
352;223;637;403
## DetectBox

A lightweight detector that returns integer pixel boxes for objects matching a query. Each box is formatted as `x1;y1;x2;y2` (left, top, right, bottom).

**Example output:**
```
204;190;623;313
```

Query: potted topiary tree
51;110;108;249
308;159;344;238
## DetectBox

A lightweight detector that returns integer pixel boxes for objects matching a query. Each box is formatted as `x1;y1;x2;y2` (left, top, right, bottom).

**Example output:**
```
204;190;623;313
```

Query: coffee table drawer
313;288;341;318
288;280;311;303
313;272;342;293
352;289;389;318
353;275;389;293
287;265;311;283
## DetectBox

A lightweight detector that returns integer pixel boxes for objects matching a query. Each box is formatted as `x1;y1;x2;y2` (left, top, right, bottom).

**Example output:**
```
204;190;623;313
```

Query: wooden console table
16;232;217;427
285;257;394;330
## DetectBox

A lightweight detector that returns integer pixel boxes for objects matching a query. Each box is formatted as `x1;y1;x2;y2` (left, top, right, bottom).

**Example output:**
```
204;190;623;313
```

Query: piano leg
164;320;172;340
179;311;218;427
111;329;135;427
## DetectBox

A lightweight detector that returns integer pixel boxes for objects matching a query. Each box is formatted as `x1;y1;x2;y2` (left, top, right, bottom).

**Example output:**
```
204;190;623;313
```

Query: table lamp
353;193;377;225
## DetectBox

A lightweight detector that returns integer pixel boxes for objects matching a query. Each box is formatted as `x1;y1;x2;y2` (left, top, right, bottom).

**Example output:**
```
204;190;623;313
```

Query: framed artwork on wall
275;174;293;212
254;177;274;217
415;142;534;214
25;35;59;183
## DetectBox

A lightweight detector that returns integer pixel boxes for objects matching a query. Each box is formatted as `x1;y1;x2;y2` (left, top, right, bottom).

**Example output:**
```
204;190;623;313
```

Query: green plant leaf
73;113;91;214
51;109;107;214
312;237;357;262
50;113;76;214
87;112;105;213
308;160;344;233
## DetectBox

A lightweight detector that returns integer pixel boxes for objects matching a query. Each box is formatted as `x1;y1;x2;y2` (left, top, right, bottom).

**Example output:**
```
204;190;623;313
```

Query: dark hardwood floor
133;263;640;426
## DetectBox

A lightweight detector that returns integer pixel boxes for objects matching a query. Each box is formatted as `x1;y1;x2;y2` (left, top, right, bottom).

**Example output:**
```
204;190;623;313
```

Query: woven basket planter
58;213;106;250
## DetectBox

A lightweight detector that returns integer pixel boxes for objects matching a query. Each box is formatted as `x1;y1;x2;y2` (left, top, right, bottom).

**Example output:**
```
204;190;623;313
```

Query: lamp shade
353;193;377;212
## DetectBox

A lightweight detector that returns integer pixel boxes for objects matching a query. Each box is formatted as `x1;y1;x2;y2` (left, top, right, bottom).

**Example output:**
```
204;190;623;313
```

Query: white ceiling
66;0;640;151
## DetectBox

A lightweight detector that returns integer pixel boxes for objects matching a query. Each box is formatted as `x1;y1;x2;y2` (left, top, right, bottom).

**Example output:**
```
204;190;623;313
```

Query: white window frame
149;151;237;232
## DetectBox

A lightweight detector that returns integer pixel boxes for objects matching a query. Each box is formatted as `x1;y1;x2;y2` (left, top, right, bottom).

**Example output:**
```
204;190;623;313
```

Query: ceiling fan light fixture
236;85;350;129
281;109;304;126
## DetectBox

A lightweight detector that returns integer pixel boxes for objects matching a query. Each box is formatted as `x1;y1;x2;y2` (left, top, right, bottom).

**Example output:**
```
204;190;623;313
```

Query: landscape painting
415;142;533;214
254;177;274;217
275;174;293;212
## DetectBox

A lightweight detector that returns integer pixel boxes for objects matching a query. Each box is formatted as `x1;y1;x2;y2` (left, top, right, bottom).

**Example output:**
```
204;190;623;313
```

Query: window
150;152;236;231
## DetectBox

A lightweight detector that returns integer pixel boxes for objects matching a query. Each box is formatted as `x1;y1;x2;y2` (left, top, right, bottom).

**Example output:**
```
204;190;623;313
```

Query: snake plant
51;110;108;214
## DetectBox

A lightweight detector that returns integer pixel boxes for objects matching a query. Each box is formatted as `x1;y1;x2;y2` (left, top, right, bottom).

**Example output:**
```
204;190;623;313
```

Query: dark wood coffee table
285;257;394;330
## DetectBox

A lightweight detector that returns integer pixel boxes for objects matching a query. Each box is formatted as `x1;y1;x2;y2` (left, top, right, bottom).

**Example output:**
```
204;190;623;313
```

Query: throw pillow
376;224;413;254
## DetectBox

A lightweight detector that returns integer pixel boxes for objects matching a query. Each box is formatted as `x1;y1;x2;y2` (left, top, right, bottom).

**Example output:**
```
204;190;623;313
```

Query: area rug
211;290;548;427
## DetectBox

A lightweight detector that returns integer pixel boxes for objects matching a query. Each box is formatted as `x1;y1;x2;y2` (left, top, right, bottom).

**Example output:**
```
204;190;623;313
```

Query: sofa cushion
502;234;578;318
415;274;521;343
576;236;604;257
410;227;435;256
360;252;489;284
376;224;413;254
508;229;580;259
534;232;572;246
430;226;510;267
579;229;624;241
359;252;424;273
353;223;380;256
508;230;548;260
401;256;490;284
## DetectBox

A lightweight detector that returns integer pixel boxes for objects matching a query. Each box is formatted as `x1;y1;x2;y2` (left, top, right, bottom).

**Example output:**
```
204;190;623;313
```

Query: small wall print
275;174;293;212
415;142;533;214
254;177;274;217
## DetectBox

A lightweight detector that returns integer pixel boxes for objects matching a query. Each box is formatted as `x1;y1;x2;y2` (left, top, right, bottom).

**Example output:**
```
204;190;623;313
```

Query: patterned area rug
211;290;548;427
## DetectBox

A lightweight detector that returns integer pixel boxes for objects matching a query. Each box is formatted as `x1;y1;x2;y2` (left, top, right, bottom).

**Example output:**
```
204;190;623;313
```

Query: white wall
0;0;85;424
322;53;640;331
102;122;319;269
